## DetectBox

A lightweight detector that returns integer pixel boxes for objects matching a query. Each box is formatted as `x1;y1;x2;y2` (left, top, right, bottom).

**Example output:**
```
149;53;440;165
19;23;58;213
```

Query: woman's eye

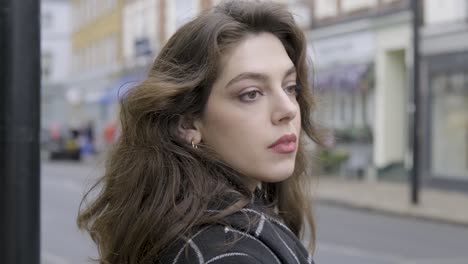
285;85;299;96
239;90;262;102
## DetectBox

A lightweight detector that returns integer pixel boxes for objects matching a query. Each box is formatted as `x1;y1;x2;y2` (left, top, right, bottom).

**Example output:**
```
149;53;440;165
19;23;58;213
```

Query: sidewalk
313;176;468;226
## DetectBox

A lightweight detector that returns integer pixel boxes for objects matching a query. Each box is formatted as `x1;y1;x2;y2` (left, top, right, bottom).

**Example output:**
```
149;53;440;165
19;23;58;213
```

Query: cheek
201;100;267;172
201;91;267;139
203;101;238;146
202;103;260;147
295;109;302;131
204;102;239;131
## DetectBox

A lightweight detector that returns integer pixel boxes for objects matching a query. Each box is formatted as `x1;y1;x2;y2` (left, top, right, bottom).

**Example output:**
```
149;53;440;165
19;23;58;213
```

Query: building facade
103;0;204;128
70;0;125;149
104;0;205;122
114;0;290;110
41;0;73;131
308;0;468;191
308;0;413;180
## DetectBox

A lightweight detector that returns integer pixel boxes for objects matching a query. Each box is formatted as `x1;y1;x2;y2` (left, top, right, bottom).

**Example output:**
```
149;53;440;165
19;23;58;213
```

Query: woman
78;1;324;263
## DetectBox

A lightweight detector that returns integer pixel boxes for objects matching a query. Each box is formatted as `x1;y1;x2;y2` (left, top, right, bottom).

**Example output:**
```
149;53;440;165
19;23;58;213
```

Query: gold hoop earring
191;140;198;149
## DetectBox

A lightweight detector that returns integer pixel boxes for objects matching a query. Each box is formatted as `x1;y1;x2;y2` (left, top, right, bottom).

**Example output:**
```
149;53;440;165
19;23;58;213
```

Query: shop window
430;72;468;179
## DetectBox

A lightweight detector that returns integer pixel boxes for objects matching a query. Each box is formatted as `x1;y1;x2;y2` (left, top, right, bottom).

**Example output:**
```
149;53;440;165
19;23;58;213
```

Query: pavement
313;176;468;227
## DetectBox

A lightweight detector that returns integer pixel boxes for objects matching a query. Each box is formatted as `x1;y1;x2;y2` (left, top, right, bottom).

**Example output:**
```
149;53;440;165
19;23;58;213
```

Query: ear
177;115;202;145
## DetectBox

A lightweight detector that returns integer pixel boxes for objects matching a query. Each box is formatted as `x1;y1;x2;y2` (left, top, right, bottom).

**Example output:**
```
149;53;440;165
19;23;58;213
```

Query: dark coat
158;198;315;264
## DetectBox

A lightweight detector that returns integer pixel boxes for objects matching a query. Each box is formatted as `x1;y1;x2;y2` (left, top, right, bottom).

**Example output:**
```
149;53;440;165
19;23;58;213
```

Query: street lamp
0;0;41;263
411;0;421;205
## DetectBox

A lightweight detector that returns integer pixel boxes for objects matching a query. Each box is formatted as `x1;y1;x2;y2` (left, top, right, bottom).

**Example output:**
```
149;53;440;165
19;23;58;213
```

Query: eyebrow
225;65;296;88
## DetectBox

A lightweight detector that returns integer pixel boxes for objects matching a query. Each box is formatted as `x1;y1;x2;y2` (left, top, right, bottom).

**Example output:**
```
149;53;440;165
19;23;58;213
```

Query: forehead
217;33;295;82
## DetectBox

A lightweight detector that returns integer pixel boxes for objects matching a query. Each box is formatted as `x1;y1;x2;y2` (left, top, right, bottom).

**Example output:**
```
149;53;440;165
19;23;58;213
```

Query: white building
308;0;468;190
308;0;411;180
113;0;203;120
99;0;202;120
122;0;160;70
420;0;468;188
121;0;290;73
122;0;202;71
121;0;201;68
166;0;201;40
41;0;72;130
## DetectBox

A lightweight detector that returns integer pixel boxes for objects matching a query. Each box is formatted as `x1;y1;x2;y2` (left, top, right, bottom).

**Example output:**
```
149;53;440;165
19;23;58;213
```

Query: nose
271;88;298;125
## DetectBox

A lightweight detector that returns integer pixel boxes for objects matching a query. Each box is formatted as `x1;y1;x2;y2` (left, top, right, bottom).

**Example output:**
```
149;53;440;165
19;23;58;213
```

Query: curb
316;197;468;228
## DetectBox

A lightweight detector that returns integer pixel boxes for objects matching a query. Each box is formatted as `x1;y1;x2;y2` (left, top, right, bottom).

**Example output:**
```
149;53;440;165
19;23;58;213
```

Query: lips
268;134;297;154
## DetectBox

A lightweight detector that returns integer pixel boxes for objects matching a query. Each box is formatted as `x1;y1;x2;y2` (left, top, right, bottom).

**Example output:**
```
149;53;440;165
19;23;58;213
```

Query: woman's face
198;33;301;190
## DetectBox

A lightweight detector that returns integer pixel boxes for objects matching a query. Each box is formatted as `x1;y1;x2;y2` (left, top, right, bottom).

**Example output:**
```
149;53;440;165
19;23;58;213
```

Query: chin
259;164;296;183
241;158;297;184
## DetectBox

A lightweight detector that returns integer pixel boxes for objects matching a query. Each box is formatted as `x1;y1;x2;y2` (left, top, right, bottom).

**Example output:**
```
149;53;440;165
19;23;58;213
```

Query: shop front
308;30;376;178
424;51;468;188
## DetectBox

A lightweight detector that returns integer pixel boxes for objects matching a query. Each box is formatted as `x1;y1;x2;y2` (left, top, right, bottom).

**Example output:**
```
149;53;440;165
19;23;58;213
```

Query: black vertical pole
0;0;41;263
411;0;421;205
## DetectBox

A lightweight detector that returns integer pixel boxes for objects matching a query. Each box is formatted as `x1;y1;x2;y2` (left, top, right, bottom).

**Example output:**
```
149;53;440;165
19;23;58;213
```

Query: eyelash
238;85;301;102
285;84;301;96
239;90;263;102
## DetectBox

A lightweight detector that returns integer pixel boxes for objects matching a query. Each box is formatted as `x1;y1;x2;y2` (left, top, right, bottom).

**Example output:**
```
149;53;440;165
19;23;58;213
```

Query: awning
315;63;372;92
99;72;146;104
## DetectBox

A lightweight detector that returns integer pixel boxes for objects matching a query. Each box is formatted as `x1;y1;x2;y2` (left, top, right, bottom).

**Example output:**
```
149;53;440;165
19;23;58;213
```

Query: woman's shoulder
157;207;314;264
157;224;261;264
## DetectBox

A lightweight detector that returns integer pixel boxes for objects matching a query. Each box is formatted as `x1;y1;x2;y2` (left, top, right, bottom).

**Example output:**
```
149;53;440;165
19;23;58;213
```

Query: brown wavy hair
78;1;324;263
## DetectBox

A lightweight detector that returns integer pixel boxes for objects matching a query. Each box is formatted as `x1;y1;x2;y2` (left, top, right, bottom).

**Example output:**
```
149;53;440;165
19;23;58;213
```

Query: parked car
48;129;81;161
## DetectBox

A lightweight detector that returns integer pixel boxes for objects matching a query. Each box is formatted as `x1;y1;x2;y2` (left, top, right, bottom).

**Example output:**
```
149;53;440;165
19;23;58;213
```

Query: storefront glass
431;71;468;179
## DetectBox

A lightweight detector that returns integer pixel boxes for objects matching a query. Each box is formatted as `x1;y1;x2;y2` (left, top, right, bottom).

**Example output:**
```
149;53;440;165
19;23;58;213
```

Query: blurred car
47;129;81;161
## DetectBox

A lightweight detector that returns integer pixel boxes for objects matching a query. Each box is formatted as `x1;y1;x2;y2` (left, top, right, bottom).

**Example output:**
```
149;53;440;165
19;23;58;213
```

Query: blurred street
315;205;468;264
41;161;468;264
41;161;100;264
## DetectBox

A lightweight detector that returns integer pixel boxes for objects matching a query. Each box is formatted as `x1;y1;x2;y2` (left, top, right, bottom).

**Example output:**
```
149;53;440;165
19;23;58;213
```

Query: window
315;0;338;19
108;0;117;10
425;0;467;25
41;11;53;28
79;49;85;72
175;0;198;28
90;0;97;19
97;39;104;66
212;0;222;5
105;34;117;65
341;0;378;13
77;1;84;28
85;0;92;23
72;53;77;73
431;72;468;178
85;46;91;69
41;52;53;81
90;42;96;68
96;0;103;17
